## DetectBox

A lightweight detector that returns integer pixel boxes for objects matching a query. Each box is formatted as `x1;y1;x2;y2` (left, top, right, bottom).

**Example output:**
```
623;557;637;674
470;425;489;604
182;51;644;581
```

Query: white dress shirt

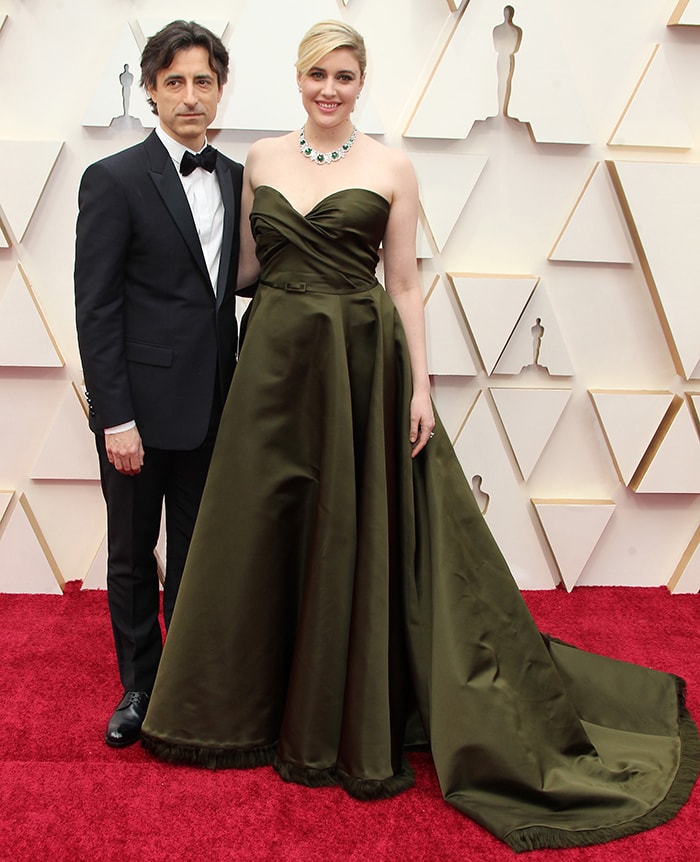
155;124;224;293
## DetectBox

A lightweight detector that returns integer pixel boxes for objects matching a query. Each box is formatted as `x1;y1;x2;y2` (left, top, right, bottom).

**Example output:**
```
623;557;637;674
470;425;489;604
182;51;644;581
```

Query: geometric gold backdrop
0;0;698;594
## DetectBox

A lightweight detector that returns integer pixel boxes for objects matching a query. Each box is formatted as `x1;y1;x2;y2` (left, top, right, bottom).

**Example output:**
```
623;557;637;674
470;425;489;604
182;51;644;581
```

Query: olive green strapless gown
141;186;698;851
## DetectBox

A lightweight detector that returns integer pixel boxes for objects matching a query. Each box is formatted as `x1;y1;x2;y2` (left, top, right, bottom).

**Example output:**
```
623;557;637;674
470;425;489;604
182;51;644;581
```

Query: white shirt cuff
104;420;136;434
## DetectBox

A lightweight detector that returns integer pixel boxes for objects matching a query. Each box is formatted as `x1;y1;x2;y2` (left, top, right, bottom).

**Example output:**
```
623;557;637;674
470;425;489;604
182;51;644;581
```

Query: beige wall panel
668;0;700;25
511;0;674;145
0;266;63;367
490;387;572;481
0;141;63;242
30;384;100;481
539;264;676;387
493;284;574;377
424;277;478;376
506;0;593;144
25;482;107;584
634;401;700;494
609;45;692;148
405;0;498;139
0;494;62;593
549;162;634;264
410;152;488;251
435;129;588;274
531;500;616;591
0;377;68;488
449;274;537;374
454;392;558;589
576;490;699;588
610;160;700;380
431;379;479;443
82;25;154;130
521;391;620;502
589;390;678;487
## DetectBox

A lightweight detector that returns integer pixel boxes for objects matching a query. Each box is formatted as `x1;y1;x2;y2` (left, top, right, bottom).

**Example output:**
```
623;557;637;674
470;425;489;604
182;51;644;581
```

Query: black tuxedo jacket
75;131;243;450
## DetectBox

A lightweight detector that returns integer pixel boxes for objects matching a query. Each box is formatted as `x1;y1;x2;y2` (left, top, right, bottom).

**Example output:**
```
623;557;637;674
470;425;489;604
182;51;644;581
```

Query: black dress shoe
104;690;150;748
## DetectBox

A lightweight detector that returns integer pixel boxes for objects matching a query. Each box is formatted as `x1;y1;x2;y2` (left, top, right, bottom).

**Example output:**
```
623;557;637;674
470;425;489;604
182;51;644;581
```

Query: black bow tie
180;145;217;176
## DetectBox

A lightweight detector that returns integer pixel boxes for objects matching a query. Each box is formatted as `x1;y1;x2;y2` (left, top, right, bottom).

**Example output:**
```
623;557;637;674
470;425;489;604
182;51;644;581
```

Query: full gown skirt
141;187;699;851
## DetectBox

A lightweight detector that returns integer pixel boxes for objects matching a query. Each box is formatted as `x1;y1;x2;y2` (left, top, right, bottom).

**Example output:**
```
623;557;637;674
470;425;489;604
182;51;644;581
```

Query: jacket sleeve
74;161;135;432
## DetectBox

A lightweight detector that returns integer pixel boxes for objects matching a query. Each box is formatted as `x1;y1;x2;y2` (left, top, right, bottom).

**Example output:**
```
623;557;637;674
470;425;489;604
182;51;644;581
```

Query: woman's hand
409;390;435;457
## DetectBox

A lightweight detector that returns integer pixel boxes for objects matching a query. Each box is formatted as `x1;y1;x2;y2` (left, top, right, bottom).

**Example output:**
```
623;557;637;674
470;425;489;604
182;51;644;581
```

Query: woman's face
297;47;364;131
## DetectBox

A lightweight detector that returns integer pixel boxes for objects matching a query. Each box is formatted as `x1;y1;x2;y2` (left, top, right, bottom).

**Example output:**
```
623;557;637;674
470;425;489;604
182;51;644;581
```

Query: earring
298;86;302;93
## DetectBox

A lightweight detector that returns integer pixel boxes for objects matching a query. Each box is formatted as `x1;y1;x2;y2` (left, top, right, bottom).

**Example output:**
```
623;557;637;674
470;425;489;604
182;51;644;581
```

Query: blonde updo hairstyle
295;20;367;78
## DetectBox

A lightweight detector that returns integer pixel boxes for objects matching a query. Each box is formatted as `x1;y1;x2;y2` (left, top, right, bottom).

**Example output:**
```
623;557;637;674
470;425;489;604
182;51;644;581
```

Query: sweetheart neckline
254;185;390;218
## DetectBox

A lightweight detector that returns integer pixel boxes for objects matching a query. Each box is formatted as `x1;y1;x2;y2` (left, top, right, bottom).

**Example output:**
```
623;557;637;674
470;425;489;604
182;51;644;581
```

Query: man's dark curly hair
140;20;229;115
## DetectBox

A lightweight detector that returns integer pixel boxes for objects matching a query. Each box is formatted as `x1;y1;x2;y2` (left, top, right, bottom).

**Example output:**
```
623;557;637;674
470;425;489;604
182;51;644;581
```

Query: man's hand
105;427;145;475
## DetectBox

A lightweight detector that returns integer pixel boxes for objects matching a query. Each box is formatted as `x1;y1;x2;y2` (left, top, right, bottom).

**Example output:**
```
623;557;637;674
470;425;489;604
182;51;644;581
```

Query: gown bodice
251;185;389;291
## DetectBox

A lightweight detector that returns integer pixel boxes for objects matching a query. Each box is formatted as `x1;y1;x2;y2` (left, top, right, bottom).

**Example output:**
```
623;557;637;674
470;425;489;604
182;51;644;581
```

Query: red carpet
0;584;698;861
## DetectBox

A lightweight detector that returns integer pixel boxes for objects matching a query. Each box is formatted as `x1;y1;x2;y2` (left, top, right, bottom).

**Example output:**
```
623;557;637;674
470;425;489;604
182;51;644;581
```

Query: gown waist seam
260;277;379;295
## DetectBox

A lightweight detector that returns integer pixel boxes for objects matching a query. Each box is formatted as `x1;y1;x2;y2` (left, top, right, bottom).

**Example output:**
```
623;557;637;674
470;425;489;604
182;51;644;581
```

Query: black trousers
96;414;220;692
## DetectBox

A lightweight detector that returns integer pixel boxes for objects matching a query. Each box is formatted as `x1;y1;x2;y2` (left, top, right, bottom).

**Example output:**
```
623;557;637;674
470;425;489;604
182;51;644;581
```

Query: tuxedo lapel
143;132;211;287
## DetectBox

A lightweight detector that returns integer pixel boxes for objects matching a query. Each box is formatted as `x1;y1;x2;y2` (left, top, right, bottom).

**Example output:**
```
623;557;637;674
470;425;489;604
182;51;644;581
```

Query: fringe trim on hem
504;677;700;852
337;760;415;801
140;733;276;771
274;756;415;801
274;759;339;789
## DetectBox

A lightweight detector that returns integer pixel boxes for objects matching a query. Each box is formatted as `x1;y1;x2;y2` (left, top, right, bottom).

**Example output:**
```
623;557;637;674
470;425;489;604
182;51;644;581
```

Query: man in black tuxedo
75;20;244;747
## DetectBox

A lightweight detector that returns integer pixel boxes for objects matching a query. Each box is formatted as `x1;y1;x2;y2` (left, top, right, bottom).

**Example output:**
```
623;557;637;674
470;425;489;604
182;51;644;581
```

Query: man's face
148;46;223;149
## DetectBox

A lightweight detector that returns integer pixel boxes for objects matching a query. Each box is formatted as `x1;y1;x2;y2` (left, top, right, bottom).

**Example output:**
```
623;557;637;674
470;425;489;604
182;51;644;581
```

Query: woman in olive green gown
141;20;698;852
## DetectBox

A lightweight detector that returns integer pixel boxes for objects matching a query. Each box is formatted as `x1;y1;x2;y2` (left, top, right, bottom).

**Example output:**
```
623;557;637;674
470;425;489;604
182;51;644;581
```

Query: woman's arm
236;152;261;292
382;151;435;457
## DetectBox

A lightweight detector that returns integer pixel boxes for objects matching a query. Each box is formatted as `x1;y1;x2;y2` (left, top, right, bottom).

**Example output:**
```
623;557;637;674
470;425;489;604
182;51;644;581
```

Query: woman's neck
302;119;355;149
